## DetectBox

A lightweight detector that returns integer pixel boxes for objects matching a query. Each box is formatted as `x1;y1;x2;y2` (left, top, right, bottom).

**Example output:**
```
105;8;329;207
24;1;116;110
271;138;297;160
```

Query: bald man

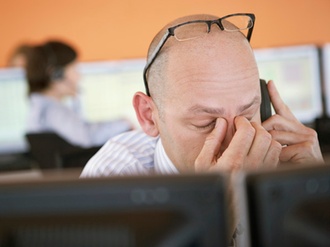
81;13;323;177
81;13;324;245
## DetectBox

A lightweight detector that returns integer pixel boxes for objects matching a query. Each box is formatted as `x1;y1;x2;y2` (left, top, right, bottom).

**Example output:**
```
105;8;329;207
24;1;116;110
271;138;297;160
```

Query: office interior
0;0;330;246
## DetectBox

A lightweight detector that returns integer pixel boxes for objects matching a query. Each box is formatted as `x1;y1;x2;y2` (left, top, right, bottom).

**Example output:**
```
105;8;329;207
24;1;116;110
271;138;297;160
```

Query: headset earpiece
43;43;65;81
50;66;64;81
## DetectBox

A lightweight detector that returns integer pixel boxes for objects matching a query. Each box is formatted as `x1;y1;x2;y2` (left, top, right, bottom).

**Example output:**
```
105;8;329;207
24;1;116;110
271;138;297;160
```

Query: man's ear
133;92;160;137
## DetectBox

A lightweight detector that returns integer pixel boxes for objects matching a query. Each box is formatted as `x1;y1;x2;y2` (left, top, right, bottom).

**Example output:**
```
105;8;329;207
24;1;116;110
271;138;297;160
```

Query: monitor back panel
0;173;229;247
245;165;330;247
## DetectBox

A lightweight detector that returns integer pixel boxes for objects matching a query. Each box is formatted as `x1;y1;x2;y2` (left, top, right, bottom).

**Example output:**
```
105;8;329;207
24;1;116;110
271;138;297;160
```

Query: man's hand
262;80;324;165
195;116;282;173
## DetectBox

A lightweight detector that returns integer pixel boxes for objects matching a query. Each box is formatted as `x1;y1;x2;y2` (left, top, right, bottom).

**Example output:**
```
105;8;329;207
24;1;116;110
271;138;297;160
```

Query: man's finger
267;80;296;121
246;122;273;169
217;116;255;171
262;114;303;132
195;118;227;172
269;129;317;146
262;139;282;168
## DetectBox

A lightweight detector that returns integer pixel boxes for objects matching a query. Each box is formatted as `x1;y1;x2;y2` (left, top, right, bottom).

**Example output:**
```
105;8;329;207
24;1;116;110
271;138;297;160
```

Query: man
81;13;323;177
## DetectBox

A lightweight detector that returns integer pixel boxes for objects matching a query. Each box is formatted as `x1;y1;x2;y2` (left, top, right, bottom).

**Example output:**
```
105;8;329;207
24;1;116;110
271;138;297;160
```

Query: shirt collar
154;138;180;175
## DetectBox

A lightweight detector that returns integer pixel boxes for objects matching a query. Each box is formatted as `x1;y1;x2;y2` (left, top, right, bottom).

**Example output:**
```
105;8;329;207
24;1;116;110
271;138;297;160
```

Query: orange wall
1;0;330;67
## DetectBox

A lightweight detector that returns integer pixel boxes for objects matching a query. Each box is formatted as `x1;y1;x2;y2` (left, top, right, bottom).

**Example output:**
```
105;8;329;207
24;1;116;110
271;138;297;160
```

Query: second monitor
254;44;322;124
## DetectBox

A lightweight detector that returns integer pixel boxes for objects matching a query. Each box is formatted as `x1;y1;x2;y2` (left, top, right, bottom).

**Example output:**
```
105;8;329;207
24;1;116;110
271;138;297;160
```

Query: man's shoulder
111;129;158;147
80;130;158;177
103;130;159;160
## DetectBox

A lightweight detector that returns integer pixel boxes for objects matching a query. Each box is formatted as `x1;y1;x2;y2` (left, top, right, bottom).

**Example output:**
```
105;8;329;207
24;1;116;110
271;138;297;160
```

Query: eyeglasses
143;13;256;96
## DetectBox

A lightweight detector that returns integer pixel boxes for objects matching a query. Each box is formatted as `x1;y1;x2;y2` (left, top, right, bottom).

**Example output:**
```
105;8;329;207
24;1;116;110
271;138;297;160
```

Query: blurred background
1;0;330;63
0;3;329;245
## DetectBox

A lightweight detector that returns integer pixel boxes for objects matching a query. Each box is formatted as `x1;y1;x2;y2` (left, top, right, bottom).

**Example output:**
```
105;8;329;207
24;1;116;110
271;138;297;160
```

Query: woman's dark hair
26;40;78;94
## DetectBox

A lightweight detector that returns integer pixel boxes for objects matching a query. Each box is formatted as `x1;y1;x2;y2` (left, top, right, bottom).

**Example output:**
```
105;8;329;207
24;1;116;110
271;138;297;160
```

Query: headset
50;66;65;81
43;43;65;81
260;79;272;122
42;43;79;96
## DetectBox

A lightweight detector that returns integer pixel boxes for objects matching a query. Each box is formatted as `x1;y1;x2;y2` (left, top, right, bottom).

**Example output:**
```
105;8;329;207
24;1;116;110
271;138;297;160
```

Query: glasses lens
221;15;253;31
174;22;208;41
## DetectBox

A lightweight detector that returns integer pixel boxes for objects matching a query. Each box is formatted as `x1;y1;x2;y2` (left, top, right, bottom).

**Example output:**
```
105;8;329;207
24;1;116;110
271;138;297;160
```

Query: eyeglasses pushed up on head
143;13;256;96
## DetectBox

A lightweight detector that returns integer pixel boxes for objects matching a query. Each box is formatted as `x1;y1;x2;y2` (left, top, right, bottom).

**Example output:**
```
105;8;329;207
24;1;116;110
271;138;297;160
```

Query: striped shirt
80;130;179;177
81;130;240;247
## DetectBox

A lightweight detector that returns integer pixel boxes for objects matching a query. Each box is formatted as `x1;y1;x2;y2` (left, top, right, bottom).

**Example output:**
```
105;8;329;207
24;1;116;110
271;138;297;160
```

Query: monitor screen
240;164;330;247
77;59;145;128
254;45;322;124
322;43;330;116
0;67;28;154
0;173;229;247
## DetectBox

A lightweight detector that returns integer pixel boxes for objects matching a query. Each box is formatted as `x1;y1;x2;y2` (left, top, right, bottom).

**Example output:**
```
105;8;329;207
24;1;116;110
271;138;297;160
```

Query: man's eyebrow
188;105;225;115
188;95;261;115
239;95;261;112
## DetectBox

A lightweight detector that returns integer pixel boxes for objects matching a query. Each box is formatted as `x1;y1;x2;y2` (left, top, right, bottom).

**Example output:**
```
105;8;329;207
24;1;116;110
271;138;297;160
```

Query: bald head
136;14;260;171
146;14;258;113
147;14;219;58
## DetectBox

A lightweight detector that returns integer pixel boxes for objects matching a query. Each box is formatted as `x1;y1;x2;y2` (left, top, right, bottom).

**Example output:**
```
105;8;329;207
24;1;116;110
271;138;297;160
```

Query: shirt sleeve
80;139;142;177
43;102;132;148
80;131;157;178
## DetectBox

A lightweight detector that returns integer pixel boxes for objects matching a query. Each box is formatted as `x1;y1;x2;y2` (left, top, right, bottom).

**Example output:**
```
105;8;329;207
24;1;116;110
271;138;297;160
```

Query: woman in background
25;40;132;147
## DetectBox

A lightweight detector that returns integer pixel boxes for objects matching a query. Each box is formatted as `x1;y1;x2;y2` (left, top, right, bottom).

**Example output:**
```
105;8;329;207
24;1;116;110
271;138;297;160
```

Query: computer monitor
77;59;145;128
322;43;330;116
254;45;323;124
239;164;330;247
0;67;28;154
0;173;229;247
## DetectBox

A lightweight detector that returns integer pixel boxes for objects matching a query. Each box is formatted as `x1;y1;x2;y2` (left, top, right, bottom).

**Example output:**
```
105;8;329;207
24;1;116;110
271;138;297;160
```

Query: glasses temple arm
143;30;171;96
